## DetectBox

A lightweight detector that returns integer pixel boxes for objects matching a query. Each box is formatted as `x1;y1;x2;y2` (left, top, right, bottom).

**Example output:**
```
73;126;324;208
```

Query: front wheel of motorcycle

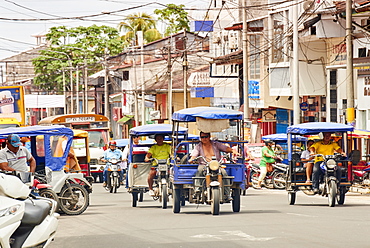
272;172;286;189
59;184;89;215
328;180;337;207
162;184;168;209
211;187;220;215
111;176;118;193
251;171;259;189
39;188;60;211
288;192;296;205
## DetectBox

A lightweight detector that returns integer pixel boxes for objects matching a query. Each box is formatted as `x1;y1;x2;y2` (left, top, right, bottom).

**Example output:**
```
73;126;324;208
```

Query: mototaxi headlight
326;159;337;169
209;160;220;171
0;204;21;217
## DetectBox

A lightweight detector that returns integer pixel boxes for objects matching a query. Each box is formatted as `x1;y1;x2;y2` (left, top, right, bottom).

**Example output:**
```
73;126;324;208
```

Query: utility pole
84;59;88;113
133;48;139;126
292;0;300;125
183;29;188;109
138;31;146;125
346;0;355;125
168;38;173;123
104;56;109;118
70;67;73;114
76;68;79;114
242;0;250;121
62;69;66;114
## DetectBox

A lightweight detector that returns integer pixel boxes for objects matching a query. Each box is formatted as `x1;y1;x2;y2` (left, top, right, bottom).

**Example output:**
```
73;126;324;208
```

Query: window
249;34;261;79
358;48;367;58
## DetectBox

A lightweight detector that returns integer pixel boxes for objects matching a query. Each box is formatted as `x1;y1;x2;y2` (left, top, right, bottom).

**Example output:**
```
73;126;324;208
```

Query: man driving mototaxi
309;132;346;194
188;131;239;202
144;134;171;196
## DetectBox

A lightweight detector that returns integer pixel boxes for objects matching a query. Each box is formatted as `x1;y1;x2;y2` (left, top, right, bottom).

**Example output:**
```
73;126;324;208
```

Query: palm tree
118;12;162;45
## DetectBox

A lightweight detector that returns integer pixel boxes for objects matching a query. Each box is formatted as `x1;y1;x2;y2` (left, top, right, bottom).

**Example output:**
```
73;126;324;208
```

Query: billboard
0;86;25;125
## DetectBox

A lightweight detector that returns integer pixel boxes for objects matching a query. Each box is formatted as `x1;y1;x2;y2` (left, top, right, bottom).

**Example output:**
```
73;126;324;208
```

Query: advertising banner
0;86;25;125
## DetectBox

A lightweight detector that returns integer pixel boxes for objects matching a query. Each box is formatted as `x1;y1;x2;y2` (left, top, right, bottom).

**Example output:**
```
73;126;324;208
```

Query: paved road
50;185;370;248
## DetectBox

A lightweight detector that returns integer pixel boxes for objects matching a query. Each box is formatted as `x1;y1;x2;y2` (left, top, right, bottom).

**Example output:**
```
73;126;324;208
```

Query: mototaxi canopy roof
262;133;308;142
129;124;187;136
0;125;74;138
287;122;354;135
172;107;243;122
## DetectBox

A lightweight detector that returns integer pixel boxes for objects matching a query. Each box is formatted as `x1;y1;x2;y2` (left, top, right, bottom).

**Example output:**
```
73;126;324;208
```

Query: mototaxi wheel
337;187;346;205
272;172;286;189
59;184;89;215
173;188;181;213
161;184;168;209
39;188;60;211
288;192;296;205
132;192;138;207
139;191;144;202
232;188;241;212
211;187;220;215
328;180;337;207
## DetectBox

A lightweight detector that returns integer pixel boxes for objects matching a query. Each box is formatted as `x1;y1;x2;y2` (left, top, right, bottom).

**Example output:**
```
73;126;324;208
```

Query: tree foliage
118;12;162;45
154;4;190;36
32;25;125;92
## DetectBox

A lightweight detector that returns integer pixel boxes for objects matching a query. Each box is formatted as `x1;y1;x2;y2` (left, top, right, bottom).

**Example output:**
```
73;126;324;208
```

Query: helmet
264;139;273;145
108;141;117;146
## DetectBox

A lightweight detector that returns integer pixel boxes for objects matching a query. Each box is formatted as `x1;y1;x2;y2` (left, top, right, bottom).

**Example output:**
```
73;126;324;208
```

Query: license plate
158;164;167;171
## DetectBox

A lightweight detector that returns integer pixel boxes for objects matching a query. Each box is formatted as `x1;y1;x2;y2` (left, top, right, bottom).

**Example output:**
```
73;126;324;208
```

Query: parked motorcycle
37;168;91;215
249;164;273;189
0;171;59;248
353;164;370;188
271;163;288;189
150;158;170;209
105;158;123;193
33;170;59;210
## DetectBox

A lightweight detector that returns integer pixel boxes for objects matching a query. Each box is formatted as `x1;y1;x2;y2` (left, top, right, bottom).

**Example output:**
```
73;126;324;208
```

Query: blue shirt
103;148;123;160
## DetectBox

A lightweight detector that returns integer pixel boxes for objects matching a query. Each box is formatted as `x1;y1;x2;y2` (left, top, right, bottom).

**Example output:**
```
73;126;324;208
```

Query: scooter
271;162;288;189
0;171;59;248
105;158;123;193
249;164;274;189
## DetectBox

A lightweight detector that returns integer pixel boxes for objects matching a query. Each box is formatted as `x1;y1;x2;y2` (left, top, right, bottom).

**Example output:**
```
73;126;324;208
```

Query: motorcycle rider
144;134;171;196
257;139;280;189
188;131;237;202
101;141;124;187
0;134;36;172
310;132;346;194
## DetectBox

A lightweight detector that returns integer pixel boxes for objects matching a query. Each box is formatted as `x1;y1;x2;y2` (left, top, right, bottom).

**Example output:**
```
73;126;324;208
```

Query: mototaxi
171;107;247;215
126;124;187;208
286;122;354;207
0;125;92;215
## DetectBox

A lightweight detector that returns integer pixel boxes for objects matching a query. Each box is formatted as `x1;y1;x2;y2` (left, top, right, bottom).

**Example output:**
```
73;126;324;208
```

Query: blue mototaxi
0;125;74;172
171;107;247;214
126;124;188;208
286;122;354;206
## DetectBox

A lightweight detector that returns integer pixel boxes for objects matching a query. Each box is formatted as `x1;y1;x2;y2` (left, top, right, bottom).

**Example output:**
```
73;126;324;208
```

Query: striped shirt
0;146;32;171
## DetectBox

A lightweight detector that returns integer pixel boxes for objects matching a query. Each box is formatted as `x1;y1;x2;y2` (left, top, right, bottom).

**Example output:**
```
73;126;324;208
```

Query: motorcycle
105;158;123;193
192;156;234;215
149;158;170;209
353;163;370;188
33;170;59;210
249;159;287;189
38;169;91;215
0;171;59;248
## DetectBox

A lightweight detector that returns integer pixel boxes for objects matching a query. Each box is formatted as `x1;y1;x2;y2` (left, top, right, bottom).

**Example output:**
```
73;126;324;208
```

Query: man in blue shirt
101;141;123;187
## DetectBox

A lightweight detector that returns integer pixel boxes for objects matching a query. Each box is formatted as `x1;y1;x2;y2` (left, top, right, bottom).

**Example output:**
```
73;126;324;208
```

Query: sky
0;0;209;60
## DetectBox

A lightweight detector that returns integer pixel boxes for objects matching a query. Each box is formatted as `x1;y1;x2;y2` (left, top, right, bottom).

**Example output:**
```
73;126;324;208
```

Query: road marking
191;230;274;241
286;213;315;217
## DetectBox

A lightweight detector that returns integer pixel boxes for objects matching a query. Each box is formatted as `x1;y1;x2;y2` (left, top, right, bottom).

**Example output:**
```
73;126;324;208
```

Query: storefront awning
117;115;134;124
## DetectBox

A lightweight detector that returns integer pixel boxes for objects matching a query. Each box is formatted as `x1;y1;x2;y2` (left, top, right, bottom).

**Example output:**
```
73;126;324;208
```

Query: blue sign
248;80;260;99
300;102;309;111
